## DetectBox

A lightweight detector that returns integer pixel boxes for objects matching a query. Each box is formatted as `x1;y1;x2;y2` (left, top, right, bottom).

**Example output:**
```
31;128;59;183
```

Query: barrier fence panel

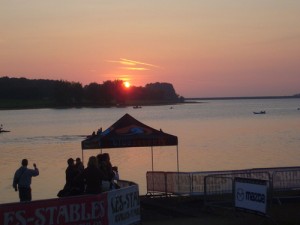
146;171;166;194
272;169;300;200
146;167;300;199
166;172;192;194
191;173;206;194
204;176;234;207
204;175;233;195
273;169;300;190
191;171;230;195
203;172;271;208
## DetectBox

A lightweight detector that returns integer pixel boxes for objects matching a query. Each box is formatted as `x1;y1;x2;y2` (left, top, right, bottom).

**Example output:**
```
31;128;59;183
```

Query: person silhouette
13;159;39;202
83;156;104;194
75;157;84;173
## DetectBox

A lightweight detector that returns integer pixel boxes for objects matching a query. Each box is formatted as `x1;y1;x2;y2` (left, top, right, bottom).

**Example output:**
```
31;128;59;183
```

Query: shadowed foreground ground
140;195;300;225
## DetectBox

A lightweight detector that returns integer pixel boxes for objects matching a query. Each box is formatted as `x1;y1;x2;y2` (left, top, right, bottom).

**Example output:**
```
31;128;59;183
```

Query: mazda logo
236;188;244;201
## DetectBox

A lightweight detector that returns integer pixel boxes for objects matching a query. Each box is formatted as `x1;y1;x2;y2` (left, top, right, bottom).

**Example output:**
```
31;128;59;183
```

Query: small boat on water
0;124;10;133
0;130;10;133
133;105;142;109
253;111;266;114
0;125;10;133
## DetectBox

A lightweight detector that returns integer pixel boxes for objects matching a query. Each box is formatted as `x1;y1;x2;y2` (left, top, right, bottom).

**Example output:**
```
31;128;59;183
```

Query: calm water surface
1;99;300;203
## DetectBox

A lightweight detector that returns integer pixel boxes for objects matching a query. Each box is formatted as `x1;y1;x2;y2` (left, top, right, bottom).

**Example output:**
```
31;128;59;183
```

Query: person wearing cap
13;159;39;202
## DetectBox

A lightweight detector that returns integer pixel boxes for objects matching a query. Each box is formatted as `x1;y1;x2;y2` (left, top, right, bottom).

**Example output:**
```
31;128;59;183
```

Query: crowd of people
58;153;119;197
12;153;119;202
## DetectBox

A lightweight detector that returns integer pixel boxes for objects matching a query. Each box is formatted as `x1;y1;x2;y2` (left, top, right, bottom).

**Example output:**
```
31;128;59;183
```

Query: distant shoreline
186;95;299;101
0;99;183;110
0;96;299;110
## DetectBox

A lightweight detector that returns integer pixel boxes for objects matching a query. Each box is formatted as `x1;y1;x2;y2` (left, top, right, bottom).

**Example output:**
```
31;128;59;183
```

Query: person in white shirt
13;159;39;202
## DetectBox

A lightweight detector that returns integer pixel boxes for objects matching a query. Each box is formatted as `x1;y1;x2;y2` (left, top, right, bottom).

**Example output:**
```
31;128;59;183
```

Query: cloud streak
121;67;149;71
120;58;161;69
107;58;161;71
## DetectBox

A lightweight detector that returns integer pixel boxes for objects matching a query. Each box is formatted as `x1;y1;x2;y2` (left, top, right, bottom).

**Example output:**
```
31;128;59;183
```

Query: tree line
0;77;184;108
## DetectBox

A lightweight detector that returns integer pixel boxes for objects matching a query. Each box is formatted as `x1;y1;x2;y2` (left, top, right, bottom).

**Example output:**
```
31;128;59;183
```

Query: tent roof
81;113;178;149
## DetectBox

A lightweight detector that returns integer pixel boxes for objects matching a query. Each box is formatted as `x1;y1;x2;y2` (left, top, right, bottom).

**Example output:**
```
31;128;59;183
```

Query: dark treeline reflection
0;77;184;108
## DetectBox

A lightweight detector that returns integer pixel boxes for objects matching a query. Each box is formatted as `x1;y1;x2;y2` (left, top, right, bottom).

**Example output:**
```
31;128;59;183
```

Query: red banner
0;193;108;225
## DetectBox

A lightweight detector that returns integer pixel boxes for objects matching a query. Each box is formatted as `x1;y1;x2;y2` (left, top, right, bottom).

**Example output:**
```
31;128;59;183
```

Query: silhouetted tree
83;83;103;104
0;77;183;108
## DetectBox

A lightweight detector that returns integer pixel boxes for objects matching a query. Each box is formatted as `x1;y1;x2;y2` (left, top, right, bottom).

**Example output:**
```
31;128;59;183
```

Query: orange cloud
120;58;160;69
107;58;161;71
121;67;149;71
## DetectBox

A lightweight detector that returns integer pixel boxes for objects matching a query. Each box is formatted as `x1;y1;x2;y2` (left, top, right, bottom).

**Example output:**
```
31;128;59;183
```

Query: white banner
234;178;267;214
108;185;140;225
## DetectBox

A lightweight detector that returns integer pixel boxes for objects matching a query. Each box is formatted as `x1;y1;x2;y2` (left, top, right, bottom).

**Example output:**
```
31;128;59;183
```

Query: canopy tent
81;113;179;171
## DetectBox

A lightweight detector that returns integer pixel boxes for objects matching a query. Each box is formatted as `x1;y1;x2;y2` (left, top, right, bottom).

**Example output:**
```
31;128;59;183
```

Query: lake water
1;98;300;203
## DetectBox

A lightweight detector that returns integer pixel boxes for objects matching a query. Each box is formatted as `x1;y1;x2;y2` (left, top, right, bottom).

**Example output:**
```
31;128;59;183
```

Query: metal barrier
203;172;271;207
146;171;192;195
204;176;234;207
273;169;300;190
146;167;300;215
146;166;300;198
146;170;223;195
166;172;192;194
272;168;300;200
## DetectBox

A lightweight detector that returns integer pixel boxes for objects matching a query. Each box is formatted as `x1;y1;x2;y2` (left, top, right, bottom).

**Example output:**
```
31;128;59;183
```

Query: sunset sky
1;0;300;97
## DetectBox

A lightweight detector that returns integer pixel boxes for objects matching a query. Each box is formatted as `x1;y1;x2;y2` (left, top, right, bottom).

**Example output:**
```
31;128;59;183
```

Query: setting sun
123;81;131;88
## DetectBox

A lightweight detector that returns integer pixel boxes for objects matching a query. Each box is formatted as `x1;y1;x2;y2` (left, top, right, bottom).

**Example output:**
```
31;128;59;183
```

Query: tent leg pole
82;149;84;165
151;146;154;194
177;145;179;172
151;146;154;172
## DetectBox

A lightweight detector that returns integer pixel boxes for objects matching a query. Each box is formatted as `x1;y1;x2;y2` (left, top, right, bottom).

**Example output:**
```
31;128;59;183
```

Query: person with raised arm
13;159;39;202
